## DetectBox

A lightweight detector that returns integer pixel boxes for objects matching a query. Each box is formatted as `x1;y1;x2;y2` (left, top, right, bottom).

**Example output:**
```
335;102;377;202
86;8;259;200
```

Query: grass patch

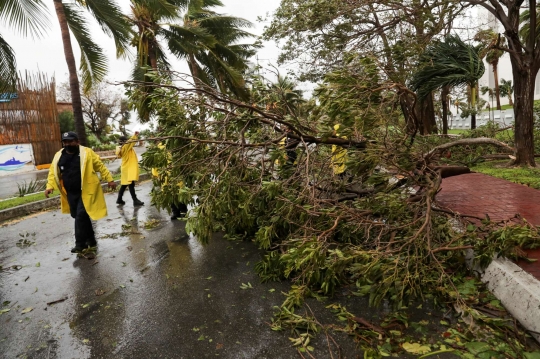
0;171;149;212
0;192;59;211
471;160;540;189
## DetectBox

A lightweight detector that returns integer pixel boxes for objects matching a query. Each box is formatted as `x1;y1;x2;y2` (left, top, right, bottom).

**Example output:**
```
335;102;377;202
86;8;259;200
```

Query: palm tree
53;0;131;145
499;79;514;106
410;35;485;130
474;29;506;110
169;0;258;97
0;0;49;92
129;0;257;120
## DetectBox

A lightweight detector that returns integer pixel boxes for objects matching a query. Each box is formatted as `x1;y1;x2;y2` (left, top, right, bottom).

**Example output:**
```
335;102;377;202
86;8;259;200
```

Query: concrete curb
0;173;151;223
481;257;540;342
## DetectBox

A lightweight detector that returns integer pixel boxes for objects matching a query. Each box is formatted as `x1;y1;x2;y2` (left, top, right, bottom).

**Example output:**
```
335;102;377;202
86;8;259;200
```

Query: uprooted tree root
127;73;540;357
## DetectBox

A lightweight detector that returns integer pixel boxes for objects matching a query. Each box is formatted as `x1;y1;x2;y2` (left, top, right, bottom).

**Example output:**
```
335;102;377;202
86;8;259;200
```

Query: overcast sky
1;0;283;83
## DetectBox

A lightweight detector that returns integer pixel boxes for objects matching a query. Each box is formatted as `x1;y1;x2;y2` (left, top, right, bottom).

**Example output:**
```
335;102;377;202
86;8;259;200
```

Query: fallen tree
128;70;540;356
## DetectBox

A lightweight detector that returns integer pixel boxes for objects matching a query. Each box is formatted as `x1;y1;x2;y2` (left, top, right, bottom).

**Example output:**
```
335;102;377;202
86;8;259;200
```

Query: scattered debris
47;297;68;306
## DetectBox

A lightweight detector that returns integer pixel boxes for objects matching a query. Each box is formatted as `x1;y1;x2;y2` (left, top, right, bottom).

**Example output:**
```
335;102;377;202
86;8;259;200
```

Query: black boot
117;186;126;205
133;198;144;206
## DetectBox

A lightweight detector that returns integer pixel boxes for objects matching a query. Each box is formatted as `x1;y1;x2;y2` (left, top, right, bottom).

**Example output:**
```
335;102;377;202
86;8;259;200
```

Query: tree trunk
508;94;514;106
53;0;87;146
493;60;501;110
399;93;419;136
416;95;438;134
512;66;536;166
188;53;203;90
470;85;477;129
441;86;449;135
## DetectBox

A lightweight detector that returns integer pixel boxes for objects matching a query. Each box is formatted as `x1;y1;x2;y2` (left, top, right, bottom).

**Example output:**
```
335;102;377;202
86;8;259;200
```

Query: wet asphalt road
0;181;463;359
0;181;305;359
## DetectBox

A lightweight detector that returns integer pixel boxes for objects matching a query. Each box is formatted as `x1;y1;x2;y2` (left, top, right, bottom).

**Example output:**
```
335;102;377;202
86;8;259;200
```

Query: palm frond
410;35;485;100
64;3;107;93
77;0;132;57
0;0;49;38
134;0;184;20
0;34;17;93
519;8;540;43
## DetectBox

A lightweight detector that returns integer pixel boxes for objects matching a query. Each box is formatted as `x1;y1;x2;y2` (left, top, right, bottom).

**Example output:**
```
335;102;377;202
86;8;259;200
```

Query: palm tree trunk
53;0;87;146
188;53;203;90
441;86;449;134
493;60;501;110
471;85;477;129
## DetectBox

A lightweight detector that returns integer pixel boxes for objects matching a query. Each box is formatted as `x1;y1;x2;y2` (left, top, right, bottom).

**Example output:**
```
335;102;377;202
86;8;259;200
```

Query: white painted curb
481;257;540;342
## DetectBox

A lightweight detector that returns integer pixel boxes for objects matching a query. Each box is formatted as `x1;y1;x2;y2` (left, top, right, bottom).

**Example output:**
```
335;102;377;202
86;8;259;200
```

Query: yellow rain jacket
151;143;184;188
331;124;348;175
46;146;114;220
116;134;140;185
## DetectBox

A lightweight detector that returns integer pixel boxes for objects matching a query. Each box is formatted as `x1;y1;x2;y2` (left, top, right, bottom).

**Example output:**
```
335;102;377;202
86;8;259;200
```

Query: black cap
61;131;78;141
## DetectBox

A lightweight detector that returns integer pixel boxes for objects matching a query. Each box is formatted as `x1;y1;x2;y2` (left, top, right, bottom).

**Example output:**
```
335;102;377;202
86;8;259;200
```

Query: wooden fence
0;72;60;166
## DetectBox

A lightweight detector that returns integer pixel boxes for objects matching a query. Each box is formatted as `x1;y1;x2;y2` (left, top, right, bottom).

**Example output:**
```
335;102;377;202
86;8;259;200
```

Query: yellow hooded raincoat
331;124;348;175
46;146;114;220
116;134;140;185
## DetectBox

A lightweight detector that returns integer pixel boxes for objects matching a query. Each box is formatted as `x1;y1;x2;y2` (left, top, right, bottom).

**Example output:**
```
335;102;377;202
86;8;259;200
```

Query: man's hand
108;181;117;190
45;189;53;198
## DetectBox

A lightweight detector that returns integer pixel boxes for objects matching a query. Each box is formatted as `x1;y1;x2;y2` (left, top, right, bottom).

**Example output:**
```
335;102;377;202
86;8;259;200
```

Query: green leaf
35;262;40;267
0;308;10;315
464;342;490;355
21;307;33;314
402;342;431;355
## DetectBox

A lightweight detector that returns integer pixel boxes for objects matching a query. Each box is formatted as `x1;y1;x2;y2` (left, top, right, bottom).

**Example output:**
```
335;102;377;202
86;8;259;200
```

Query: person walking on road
44;131;117;253
116;132;144;206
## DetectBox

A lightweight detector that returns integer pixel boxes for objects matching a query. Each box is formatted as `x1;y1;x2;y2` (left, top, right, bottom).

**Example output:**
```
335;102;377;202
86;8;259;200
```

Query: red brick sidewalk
436;173;540;280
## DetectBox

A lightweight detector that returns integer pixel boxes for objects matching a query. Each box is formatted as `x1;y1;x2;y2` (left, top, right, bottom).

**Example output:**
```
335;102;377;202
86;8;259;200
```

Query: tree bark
493;59;502;110
399;93;418;136
416;95;437;134
53;0;87;146
470;85;477;129
441;86;449;135
512;65;536;166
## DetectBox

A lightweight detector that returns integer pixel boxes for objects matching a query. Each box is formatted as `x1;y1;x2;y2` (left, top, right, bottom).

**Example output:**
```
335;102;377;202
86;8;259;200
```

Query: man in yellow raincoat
45;131;117;253
116;132;144;206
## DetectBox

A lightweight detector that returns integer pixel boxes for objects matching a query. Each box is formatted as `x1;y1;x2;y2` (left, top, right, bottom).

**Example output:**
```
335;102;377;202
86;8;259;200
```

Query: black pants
67;192;95;247
118;181;136;200
171;202;188;215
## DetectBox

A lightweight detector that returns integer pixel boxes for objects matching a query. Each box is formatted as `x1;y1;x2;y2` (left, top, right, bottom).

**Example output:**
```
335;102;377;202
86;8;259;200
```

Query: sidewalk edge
481;257;540;342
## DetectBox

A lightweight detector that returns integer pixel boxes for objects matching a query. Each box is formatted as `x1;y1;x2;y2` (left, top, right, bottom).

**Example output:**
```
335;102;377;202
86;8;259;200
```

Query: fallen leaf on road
127;246;132;251
216;343;224;350
21;307;33;314
0;309;10;315
402;342;431;355
35;262;40;267
82;339;90;344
